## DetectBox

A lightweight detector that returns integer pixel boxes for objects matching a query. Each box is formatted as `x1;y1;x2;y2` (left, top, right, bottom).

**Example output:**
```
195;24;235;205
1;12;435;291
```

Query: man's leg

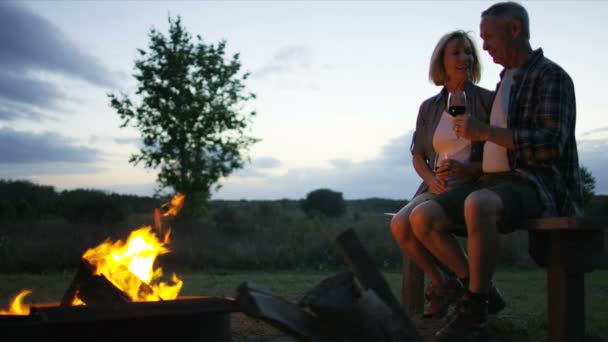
409;200;469;281
463;189;502;294
432;189;500;342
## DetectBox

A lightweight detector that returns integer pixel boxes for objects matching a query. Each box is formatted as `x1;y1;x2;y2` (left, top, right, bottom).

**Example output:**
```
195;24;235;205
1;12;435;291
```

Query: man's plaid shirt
503;49;583;217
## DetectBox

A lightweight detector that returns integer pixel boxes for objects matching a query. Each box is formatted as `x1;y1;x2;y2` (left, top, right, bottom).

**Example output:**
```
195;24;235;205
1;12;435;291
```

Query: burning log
335;228;422;342
236;281;336;342
61;259;131;306
61;194;186;306
61;259;159;306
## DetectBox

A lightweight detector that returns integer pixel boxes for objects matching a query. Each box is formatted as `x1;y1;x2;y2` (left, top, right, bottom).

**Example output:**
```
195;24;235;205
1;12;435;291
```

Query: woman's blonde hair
428;30;481;86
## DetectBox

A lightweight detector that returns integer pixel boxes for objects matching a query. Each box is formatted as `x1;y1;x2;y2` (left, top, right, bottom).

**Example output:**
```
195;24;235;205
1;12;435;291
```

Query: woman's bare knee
391;209;414;244
409;201;448;241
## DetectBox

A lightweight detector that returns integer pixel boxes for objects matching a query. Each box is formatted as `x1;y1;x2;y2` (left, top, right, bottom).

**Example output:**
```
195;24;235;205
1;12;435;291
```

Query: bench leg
402;255;424;315
547;237;586;342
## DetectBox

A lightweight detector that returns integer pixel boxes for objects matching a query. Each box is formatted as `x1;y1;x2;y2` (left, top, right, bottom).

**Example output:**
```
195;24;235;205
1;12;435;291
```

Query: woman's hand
427;175;447;194
435;159;470;180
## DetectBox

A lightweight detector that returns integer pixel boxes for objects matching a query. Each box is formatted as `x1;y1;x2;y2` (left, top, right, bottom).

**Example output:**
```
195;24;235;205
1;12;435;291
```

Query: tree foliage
581;165;596;207
108;16;257;209
301;188;346;218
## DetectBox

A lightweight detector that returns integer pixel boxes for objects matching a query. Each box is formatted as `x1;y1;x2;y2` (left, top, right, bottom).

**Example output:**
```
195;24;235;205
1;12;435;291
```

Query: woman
390;30;493;318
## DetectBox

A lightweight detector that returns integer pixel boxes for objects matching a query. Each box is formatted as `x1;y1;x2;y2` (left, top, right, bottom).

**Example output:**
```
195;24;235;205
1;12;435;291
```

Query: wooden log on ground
236;281;335;342
336;228;422;342
300;272;417;342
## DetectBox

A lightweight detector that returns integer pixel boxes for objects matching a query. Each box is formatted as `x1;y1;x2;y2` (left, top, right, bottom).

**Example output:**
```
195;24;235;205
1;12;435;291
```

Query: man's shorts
433;172;543;234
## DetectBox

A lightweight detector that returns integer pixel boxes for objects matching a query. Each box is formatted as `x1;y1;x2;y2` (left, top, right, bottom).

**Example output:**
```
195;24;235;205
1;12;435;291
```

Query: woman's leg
409;200;469;280
390;193;445;285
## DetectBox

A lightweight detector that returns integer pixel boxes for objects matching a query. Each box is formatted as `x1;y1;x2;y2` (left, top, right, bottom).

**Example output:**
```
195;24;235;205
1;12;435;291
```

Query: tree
108;16;257;212
302;188;346;218
581;165;596;207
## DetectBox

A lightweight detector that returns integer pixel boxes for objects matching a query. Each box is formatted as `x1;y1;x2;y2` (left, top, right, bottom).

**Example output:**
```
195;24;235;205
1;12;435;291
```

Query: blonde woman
390;30;502;318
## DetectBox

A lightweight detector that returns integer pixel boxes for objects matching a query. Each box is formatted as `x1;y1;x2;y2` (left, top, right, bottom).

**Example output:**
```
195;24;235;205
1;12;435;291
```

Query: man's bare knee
464;189;502;233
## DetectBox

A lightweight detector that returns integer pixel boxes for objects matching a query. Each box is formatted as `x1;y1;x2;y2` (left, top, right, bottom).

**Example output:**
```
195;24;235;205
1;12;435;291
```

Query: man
408;2;582;341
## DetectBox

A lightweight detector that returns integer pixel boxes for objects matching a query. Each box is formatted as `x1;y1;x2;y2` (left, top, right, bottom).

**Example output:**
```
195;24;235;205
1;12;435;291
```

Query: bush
301;188;346;218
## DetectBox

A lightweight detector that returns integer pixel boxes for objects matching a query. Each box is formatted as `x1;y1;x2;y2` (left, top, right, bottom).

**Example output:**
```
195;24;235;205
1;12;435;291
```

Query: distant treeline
0;180;159;224
0;179;605;273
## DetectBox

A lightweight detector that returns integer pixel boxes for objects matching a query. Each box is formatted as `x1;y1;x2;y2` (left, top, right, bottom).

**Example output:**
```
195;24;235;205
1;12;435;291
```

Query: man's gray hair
482;2;530;40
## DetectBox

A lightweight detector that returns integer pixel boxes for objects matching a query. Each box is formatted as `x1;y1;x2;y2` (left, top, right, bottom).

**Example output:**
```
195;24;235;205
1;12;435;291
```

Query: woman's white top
432;110;472;165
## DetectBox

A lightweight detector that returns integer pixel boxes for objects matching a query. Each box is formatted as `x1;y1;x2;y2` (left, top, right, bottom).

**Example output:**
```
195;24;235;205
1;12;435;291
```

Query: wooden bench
400;216;608;342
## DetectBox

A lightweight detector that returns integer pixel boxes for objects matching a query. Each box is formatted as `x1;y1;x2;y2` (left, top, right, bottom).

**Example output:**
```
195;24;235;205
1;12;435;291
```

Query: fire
80;193;185;302
162;192;185;217
0;289;31;315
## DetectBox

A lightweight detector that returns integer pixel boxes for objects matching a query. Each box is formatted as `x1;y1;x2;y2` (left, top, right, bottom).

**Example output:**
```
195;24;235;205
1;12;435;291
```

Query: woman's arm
413;153;446;194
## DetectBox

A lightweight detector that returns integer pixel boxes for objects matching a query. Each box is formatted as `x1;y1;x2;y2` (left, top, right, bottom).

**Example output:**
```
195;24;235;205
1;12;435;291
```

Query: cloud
253;45;320;79
214;132;419;200
230;157;283;178
0;128;102;164
0;70;66;109
582;126;608;136
114;137;142;146
0;2;120;121
253;157;282;169
329;159;354;169
0;100;50;121
0;2;117;86
578;137;608;194
0;162;103;178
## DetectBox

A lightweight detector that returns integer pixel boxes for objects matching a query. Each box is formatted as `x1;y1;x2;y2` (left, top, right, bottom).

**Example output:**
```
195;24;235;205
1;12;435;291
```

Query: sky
1;0;607;200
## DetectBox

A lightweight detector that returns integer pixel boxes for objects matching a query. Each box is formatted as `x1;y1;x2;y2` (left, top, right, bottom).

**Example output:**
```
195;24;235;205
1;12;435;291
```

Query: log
300;272;416;342
61;259;130;306
336;228;422;342
236;281;335;342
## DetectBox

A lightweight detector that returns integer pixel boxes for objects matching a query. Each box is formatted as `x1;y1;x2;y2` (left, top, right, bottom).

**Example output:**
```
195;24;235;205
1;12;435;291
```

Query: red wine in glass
448;90;466;139
448;105;466;116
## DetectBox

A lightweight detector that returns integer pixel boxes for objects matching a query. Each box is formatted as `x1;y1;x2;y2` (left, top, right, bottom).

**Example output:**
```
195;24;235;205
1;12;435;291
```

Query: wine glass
434;151;450;175
435;151;454;190
448;90;467;140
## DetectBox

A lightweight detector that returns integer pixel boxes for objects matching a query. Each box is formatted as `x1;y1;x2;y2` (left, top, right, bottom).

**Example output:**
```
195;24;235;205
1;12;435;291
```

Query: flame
161;192;185;217
82;226;182;301
0;289;31;315
79;194;186;302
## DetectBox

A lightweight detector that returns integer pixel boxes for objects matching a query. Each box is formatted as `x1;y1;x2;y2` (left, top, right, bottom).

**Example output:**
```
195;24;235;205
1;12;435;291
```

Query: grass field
0;269;606;341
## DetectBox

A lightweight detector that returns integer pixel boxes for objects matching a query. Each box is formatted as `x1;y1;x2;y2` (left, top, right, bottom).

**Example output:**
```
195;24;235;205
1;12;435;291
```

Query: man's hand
453;115;490;141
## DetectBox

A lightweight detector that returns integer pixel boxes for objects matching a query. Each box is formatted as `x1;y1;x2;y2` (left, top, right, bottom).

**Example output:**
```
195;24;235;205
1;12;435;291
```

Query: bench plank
521;216;608;230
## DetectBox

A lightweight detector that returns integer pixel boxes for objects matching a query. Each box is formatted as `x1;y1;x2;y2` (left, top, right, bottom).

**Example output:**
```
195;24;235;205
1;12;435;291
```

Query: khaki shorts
433;172;543;234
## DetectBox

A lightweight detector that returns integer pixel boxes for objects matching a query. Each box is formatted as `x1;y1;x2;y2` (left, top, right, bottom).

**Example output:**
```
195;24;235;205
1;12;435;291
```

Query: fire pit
0;297;238;340
0;193;238;340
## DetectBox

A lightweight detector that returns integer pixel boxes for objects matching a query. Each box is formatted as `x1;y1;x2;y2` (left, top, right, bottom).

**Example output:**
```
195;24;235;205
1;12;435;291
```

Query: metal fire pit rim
0;296;240;323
